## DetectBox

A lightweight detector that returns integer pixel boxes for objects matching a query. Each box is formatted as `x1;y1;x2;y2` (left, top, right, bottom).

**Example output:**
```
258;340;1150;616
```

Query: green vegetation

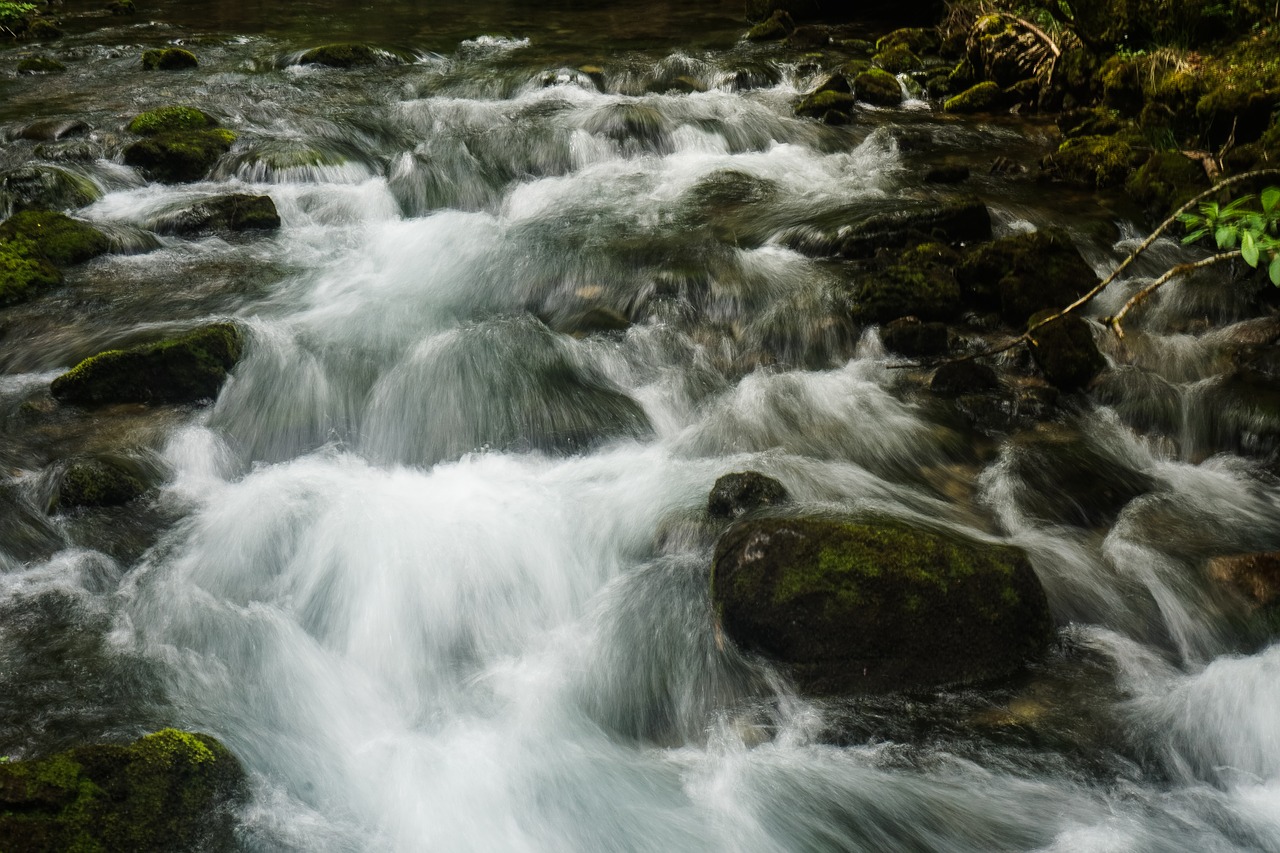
0;237;62;305
140;46;198;70
1179;187;1280;284
943;81;1002;113
56;458;146;509
0;2;36;35
0;210;109;267
127;105;215;136
50;322;245;406
0;729;247;853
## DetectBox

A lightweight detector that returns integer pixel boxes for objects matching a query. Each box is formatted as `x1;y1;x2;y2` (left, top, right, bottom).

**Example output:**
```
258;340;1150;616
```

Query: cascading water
3;1;1280;850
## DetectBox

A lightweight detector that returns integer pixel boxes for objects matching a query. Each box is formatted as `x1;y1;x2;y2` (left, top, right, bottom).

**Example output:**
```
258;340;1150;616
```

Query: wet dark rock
153;193;280;237
876;27;939;55
854;68;903;106
711;517;1054;695
745;9;794;41
944;81;1003;113
707;471;790;520
1207;551;1280;609
141;46;198;70
956;229;1098;324
785;25;830;49
1124;151;1210;221
0;165;101;213
931;360;999;396
0;210;109;267
27;18;61;40
1028;313;1107;392
16;119;89;142
107;0;136;14
882;316;948;357
16;56;64;74
924;163;970;184
808;197;991;260
299;43;394;68
54;457;146;510
746;0;942;25
0;729;247;853
850;242;962;324
50;323;245;406
1041;135;1141;189
1003;427;1155;527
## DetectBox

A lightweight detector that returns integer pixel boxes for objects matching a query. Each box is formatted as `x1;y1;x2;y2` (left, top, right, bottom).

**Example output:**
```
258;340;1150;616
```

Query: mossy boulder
124;129;238;183
794;88;855;120
1028;312;1107;391
711;517;1054;695
1124;151;1210;221
154;193;281;236
0;165;101;213
0;210;109;267
876;27;938;55
1042;135;1140;189
298;43;388;68
16;56;65;74
127;106;216;136
872;45;922;74
834;198;992;259
1002;426;1155;527
54;457;146;510
0;238;62;306
881;316;948;357
851;242;962;324
708;471;790;520
0;728;247;853
141;47;198;70
745;9;794;40
108;0;136;14
943;81;1003;113
957;229;1099;324
51;322;245;406
854;68;903;106
1058;107;1129;140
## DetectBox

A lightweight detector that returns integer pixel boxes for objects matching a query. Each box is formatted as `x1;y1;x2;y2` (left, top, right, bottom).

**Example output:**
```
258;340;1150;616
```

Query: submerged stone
54;457;146;510
50;322;245;406
707;471;790;520
299;43;390;68
141;46;198;70
0;164;101;213
0;728;247;853
711;517;1054;695
16;55;65;74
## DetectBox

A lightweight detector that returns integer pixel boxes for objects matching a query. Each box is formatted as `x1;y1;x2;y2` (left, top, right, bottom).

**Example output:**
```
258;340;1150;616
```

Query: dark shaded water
3;2;1280;851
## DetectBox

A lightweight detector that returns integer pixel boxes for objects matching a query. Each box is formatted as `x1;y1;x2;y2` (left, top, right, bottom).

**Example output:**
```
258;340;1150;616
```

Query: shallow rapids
3;2;1280;851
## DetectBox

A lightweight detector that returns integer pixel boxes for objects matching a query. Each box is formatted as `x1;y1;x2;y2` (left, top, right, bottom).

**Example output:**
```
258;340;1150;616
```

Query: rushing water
4;1;1280;851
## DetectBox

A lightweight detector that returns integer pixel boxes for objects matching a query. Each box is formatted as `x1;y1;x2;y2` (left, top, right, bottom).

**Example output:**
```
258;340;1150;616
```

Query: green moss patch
140;47;198;70
1042;134;1139;188
0;728;247;853
127;105;216;136
123;128;238;183
55;458;146;510
51;322;245;406
854;68;903;107
943;81;1002;113
795;88;856;119
0;237;62;306
0;210;109;267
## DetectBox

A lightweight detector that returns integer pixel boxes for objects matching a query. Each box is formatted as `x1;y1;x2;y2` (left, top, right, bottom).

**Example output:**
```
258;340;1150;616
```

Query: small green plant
0;1;35;36
1179;187;1280;285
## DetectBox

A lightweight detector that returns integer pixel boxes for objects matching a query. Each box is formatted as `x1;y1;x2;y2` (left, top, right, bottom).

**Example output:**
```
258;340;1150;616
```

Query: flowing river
3;1;1280;850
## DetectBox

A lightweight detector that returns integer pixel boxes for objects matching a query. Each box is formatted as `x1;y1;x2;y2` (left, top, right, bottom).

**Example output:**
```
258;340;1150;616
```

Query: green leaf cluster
0;2;36;27
1180;186;1280;285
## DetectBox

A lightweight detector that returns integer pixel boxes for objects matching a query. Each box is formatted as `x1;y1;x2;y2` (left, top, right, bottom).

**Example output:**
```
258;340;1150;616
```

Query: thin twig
1010;15;1061;57
887;168;1280;371
1107;251;1239;338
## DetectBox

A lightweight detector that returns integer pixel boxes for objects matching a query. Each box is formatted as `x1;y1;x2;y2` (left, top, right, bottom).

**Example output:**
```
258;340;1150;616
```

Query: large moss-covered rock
854;68;903;106
154;193;280;237
711;517;1054;695
943;81;1003;113
141;47;198;70
124;129;237;183
51;322;245;406
0;238;62;306
872;45;922;74
957;229;1098;324
1042;135;1140;188
0;210;109;267
54;457;146;509
0;164;101;213
0;728;247;853
1125;151;1210;221
794;88;855;120
876;27;938;55
16;55;65;74
745;9;793;40
1028;312;1107;391
127;106;217;137
851;242;962;324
